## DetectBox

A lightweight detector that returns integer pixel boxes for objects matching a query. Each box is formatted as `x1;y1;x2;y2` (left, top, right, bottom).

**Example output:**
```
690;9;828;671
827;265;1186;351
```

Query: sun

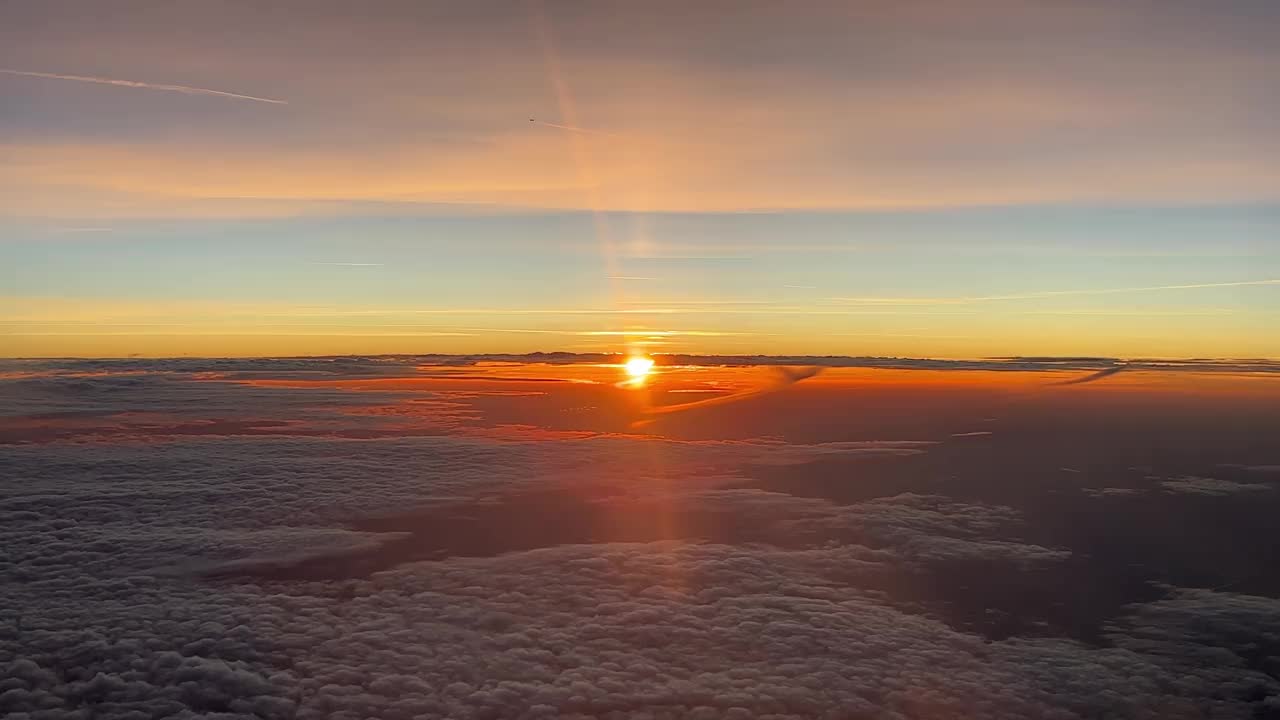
624;356;655;379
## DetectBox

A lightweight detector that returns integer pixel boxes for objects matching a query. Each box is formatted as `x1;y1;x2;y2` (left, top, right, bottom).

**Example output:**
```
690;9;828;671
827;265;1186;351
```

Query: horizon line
4;351;1278;367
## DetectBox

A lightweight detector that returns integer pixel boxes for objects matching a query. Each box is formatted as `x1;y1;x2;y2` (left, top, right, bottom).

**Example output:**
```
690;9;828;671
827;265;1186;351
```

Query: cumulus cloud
1105;587;1280;691
5;533;1275;719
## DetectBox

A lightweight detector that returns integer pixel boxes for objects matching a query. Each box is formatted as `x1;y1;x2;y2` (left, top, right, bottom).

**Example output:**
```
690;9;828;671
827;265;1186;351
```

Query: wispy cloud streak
0;69;287;104
832;279;1280;305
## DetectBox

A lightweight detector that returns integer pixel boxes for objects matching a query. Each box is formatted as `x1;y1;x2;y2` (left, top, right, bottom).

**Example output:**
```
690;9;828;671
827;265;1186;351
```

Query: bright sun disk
624;356;655;378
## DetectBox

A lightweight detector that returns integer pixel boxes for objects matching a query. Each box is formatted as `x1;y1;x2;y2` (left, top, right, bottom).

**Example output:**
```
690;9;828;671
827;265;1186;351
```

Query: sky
2;0;1278;359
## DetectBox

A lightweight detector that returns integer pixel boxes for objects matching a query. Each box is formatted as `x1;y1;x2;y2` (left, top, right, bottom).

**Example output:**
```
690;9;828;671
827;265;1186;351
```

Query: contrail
528;118;619;137
633;366;824;426
833;279;1280;305
0;69;287;105
1051;363;1131;386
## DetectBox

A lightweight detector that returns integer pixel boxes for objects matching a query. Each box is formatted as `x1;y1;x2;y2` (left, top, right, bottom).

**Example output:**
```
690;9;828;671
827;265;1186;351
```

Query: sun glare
624;356;655;378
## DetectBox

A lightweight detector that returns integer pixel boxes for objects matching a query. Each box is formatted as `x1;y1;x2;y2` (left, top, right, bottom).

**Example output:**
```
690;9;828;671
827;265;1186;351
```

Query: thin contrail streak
976;279;1280;301
0;69;287;104
1051;363;1131;386
833;279;1280;305
633;366;824;426
528;119;619;137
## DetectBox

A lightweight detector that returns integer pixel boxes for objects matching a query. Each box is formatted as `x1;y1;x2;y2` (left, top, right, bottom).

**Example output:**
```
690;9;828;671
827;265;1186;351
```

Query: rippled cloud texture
3;357;1280;718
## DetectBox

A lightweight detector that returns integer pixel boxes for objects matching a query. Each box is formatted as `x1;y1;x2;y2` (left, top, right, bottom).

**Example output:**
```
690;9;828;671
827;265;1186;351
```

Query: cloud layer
3;358;1279;718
